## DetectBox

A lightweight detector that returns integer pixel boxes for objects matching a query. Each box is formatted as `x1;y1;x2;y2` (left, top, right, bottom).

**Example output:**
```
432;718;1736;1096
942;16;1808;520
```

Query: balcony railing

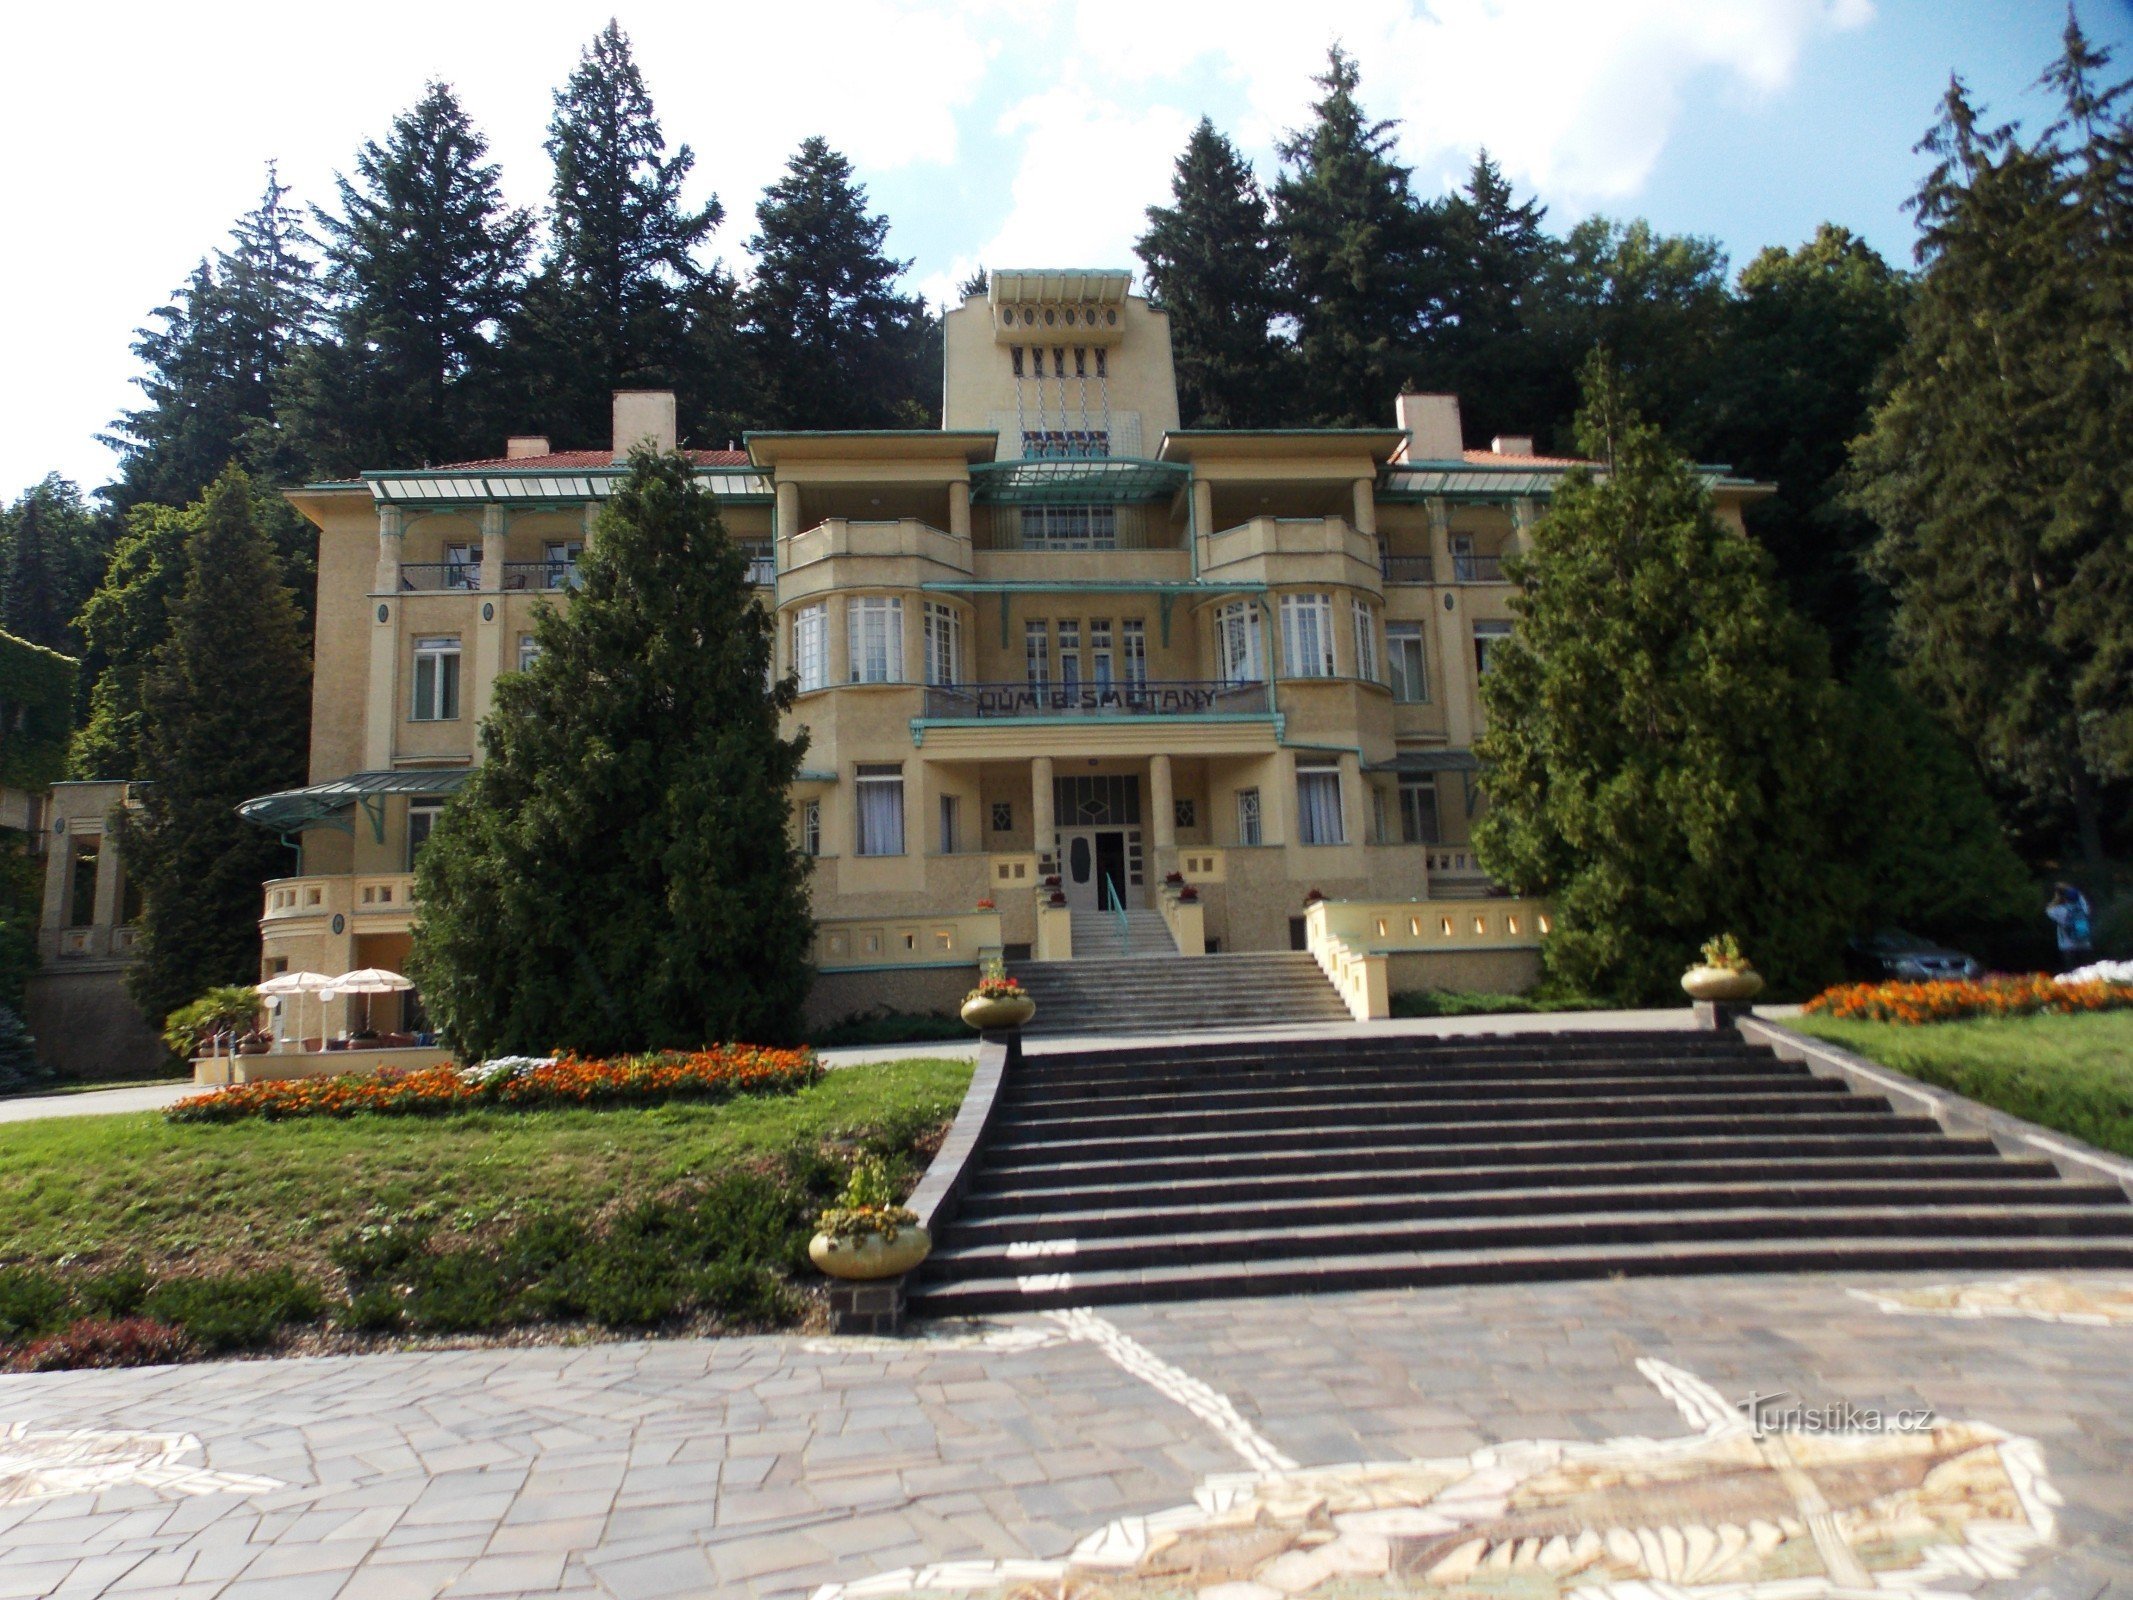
1451;553;1506;583
922;679;1269;719
501;560;580;592
1380;554;1435;584
400;563;480;592
742;547;775;586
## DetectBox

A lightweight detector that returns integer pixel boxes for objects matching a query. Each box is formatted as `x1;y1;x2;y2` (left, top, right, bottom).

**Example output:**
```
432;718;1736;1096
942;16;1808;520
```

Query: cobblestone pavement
0;1271;2128;1599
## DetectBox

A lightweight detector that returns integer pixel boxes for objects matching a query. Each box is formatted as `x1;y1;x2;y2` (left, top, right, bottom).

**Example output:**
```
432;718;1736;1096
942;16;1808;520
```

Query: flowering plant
974;896;996;911
966;957;1027;1005
1803;974;2133;1025
1303;888;1325;905
166;1043;821;1123
1164;871;1184;885
815;1156;920;1241
1179;885;1200;903
1695;933;1751;973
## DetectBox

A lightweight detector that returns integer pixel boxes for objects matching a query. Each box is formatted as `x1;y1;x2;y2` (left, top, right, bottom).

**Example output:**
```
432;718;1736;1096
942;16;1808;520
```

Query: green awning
969;457;1188;505
1366;751;1481;775
239;769;473;835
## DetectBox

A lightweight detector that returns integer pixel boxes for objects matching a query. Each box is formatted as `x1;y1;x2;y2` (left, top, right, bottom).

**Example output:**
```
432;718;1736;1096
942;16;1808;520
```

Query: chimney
506;435;550;460
611;390;678;459
1394;392;1464;461
1491;435;1535;457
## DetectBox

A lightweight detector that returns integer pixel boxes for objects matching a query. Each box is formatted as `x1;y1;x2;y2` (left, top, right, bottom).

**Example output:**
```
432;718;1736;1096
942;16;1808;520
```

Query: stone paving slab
0;1270;2127;1597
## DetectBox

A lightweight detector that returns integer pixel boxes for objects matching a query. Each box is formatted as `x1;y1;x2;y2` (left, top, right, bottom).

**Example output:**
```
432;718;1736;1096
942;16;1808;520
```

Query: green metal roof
359;466;772;506
238;769;473;834
969;457;1188;505
1366;750;1482;774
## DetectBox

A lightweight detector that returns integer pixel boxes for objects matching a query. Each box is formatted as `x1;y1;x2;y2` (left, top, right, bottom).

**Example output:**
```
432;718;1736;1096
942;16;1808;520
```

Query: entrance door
1093;831;1128;912
1060;828;1131;911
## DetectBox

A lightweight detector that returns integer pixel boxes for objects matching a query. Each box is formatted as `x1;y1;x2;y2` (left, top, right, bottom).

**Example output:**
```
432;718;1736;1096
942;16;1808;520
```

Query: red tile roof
1461;448;1590;468
435;448;749;470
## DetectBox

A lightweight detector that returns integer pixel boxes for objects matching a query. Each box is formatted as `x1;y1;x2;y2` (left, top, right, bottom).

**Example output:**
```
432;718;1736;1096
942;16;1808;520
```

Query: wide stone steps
1067;909;1181;960
1009;951;1350;1036
906;1028;2133;1314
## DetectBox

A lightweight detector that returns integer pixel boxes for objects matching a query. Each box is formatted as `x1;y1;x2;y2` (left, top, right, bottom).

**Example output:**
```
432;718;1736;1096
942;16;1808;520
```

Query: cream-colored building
252;269;1766;1033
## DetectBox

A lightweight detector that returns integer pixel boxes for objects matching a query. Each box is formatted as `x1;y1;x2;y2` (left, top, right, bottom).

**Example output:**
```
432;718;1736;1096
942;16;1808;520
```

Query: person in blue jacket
2046;883;2093;973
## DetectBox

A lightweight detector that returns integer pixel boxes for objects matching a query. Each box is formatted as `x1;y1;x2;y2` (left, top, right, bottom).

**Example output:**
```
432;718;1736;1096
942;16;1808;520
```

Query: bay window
1279;593;1335;678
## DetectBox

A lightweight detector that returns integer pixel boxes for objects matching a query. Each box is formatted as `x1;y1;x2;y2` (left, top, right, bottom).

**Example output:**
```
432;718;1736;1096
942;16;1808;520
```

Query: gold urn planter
1680;965;1765;1003
960;993;1035;1031
809;1225;932;1281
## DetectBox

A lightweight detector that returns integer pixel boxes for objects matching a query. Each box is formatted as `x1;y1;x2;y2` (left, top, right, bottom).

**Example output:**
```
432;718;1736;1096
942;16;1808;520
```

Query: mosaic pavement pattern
0;1273;2128;1599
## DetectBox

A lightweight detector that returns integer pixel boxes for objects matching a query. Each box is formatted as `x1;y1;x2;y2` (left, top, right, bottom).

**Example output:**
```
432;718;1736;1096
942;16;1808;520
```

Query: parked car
1845;929;1984;982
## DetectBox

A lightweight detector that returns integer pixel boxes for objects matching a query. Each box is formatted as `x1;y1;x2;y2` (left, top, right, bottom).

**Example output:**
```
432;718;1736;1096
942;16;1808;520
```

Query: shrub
161;986;261;1060
1804;974;2133;1024
1389;990;1604;1019
810;1010;964;1047
166;1044;821;1123
0;1005;42;1092
7;1318;196;1372
399;1250;513;1334
0;1265;69;1340
143;1268;324;1352
78;1265;151;1320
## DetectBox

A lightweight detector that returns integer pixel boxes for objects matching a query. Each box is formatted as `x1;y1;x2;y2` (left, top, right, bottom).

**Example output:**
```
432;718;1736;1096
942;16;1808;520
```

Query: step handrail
1102;874;1128;951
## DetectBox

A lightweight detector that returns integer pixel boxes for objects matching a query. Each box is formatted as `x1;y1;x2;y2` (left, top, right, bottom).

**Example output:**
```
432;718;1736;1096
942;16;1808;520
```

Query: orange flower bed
167;1045;821;1124
1803;973;2133;1025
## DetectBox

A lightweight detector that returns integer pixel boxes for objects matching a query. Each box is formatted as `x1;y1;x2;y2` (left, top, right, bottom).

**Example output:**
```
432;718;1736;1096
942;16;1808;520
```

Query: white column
1350;476;1377;537
374;504;405;592
1031;756;1055;874
776;480;801;544
947;480;971;540
1150;754;1176;849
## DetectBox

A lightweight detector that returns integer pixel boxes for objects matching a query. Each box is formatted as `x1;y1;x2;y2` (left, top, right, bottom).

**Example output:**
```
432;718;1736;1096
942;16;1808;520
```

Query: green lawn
0;1056;971;1278
1788;1012;2133;1158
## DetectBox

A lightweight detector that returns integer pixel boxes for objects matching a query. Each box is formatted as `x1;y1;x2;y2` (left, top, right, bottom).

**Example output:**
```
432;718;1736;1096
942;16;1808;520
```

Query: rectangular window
794;602;829;692
517;633;541;673
1352;599;1378;682
1020;503;1118;548
1388;624;1428;703
1450;532;1478;583
991;800;1012;833
443;542;480;590
1089;619;1113;688
1025;620;1050;688
1280;594;1335;678
800;799;821;857
407;802;442;869
1057;619;1081;691
1400;779;1441;844
67;837;98;927
411;636;461;721
1474;619;1513;676
847;596;903;684
854;764;904;857
1236;787;1262;847
939;794;959;855
1121;618;1148;686
1215;601;1262;685
923;601;962;687
1297;762;1344;845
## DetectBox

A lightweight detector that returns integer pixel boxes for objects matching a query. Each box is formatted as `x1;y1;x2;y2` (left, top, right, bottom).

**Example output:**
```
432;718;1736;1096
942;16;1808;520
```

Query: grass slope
0;1057;971;1277
1789;1012;2133;1158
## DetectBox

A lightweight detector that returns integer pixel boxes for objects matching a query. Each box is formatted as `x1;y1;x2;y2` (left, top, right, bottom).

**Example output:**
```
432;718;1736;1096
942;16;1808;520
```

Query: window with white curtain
847;596;903;684
1296;761;1344;845
1352;599;1378;681
793;602;828;692
800;799;821;856
1089;619;1114;688
1236;786;1262;846
1057;619;1081;690
1025;620;1050;687
923;602;961;687
1215;602;1262;684
1279;593;1335;678
516;633;541;673
1387;624;1428;703
411;636;461;720
854;764;904;856
1122;618;1148;686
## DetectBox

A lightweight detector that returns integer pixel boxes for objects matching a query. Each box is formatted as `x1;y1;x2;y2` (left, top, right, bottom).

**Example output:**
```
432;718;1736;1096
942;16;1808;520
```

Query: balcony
502;560;581;592
400;563;480;592
781;519;971;577
1201;516;1380;580
1380;554;1435;584
921;680;1269;720
262;873;417;927
742;546;775;586
1451;553;1506;583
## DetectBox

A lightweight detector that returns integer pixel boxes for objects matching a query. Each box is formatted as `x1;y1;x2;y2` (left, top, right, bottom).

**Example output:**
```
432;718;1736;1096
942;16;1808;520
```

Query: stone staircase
1009;951;1352;1036
907;1029;2133;1316
1067;908;1180;959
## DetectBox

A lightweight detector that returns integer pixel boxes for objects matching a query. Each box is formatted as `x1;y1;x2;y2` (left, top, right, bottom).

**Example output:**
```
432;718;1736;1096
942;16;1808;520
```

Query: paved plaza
0;1270;2129;1598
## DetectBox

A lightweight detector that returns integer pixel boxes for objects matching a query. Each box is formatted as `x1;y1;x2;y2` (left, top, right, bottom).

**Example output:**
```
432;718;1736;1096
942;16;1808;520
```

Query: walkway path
0;1080;194;1125
1;1270;2127;1598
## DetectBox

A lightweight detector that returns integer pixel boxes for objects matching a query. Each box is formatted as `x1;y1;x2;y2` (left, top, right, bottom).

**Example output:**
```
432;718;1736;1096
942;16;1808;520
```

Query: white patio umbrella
255;970;338;1050
330;968;414;1034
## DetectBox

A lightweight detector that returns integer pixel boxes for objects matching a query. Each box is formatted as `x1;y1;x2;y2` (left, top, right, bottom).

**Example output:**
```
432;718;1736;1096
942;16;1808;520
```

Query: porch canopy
238;769;473;841
1366;751;1481;775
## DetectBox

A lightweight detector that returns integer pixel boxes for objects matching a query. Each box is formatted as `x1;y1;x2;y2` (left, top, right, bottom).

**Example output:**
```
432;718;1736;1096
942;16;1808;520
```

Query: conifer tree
1272;48;1443;426
410;448;814;1058
1431;152;1557;445
67;503;197;780
286;83;533;473
1853;28;2133;868
957;266;989;300
124;471;311;1027
510;22;721;447
1137;119;1289;427
743;137;934;429
1;476;105;653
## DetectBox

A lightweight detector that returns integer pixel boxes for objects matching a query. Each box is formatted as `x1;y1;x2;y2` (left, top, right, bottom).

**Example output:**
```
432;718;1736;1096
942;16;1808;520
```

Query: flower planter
1681;965;1765;1003
961;994;1036;1031
809;1225;931;1281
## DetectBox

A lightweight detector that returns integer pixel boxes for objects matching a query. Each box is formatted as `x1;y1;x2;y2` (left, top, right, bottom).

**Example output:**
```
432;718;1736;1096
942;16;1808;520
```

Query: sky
4;0;2128;498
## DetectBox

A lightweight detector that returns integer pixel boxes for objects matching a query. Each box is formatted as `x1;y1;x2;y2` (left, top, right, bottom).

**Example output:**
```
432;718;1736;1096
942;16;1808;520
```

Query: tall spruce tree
1137;119;1289;427
124;471;311;1028
1853;30;2133;868
1431;152;1558;446
67;503;197;780
509;22;721;447
1705;225;1910;662
285;83;533;473
104;167;319;509
1273;47;1444;425
743;137;935;429
409;448;814;1057
2;475;106;653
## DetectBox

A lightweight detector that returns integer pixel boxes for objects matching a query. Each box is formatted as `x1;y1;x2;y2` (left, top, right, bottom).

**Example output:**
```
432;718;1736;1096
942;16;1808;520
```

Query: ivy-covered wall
0;629;78;794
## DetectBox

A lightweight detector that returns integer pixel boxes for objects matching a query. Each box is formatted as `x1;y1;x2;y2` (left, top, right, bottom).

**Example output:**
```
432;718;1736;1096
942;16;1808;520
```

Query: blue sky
4;0;2127;495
